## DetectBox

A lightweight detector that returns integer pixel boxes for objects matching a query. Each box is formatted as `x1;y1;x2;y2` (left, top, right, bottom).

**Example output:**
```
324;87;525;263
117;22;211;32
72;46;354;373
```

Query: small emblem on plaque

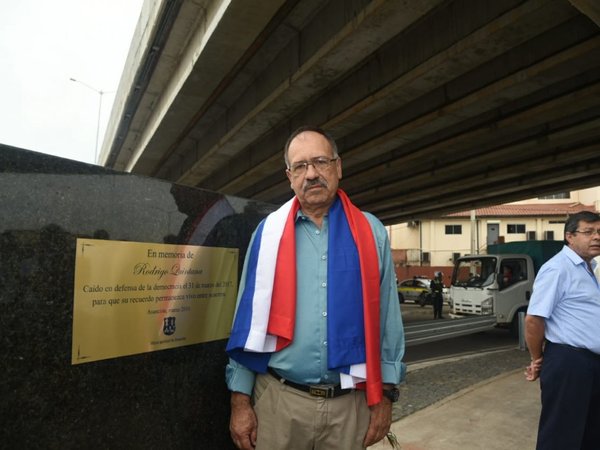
163;317;176;335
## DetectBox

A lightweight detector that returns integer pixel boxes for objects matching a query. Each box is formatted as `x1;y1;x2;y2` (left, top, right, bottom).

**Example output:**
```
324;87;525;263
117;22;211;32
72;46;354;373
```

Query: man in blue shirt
225;126;405;449
525;210;600;450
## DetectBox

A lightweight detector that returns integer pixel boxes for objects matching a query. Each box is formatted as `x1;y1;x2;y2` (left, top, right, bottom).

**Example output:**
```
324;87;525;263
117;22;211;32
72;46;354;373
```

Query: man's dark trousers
537;341;600;450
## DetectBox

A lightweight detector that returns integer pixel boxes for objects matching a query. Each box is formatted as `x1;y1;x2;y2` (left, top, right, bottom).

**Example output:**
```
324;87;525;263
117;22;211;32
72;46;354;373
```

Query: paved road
400;301;518;362
395;346;530;420
394;310;526;415
404;327;518;364
397;301;528;409
401;302;453;323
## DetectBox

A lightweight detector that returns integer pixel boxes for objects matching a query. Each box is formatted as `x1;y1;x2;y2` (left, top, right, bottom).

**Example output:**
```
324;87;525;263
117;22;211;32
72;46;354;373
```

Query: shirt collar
294;208;329;223
563;245;597;270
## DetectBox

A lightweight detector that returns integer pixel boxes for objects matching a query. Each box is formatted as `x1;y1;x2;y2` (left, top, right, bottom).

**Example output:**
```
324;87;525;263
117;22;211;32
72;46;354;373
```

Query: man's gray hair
283;126;339;167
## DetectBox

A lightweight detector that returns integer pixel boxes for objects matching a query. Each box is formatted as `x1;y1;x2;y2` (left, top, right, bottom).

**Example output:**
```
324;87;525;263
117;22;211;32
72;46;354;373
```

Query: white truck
449;241;563;335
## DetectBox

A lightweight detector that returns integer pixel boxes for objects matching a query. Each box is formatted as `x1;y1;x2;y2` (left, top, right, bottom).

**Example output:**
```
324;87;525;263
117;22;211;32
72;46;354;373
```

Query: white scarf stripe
244;198;295;352
340;364;367;389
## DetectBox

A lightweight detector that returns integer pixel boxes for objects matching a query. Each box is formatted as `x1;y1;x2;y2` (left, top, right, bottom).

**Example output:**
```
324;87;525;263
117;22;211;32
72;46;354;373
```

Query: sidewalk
369;369;541;450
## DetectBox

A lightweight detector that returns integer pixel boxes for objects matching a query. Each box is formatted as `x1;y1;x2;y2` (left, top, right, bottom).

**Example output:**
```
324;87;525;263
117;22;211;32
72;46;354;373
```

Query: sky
0;0;144;165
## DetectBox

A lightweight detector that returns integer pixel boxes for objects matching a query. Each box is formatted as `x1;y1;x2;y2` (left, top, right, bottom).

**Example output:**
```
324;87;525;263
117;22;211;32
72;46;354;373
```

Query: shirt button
322;311;327;317
323;341;327;346
324;374;329;380
315;230;320;235
321;282;327;288
321;254;327;260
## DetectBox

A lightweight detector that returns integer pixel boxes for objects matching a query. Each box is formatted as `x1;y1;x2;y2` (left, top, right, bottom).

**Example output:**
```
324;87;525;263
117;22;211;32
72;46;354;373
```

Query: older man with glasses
525;210;600;450
225;126;405;450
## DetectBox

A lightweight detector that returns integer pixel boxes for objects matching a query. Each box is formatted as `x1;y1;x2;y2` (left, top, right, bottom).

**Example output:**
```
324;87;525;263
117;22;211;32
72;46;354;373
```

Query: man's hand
525;356;543;381
363;397;393;447
524;314;546;382
229;392;257;449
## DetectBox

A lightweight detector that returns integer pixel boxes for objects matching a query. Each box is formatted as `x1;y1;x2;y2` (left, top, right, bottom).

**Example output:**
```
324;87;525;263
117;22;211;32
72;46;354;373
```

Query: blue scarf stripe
327;197;366;370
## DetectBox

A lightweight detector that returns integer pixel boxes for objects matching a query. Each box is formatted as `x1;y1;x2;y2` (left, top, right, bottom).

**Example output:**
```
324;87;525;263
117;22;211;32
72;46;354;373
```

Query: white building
387;187;600;267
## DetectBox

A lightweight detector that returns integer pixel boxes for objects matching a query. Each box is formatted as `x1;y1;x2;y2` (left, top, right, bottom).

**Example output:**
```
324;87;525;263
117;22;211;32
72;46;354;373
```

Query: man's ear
564;232;574;246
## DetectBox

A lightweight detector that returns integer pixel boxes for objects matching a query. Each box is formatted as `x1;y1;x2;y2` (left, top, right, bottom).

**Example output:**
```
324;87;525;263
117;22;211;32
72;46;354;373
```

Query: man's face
565;220;600;261
285;131;342;210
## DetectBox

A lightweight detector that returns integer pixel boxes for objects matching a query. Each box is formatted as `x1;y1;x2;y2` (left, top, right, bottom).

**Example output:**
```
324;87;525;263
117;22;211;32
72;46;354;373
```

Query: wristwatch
382;387;400;403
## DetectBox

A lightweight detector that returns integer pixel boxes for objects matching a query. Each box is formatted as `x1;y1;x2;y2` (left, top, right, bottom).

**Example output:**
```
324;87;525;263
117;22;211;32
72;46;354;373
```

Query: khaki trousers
252;373;371;450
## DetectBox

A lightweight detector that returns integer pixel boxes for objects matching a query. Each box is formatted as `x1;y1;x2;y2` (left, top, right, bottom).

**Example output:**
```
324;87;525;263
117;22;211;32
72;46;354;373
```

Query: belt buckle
309;385;335;398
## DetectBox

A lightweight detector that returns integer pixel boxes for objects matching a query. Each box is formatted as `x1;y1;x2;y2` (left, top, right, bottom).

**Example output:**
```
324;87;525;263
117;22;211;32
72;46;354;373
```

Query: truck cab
450;253;534;333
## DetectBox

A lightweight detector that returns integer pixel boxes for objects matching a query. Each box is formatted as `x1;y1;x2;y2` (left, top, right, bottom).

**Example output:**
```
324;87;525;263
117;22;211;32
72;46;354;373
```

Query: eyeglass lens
575;229;600;236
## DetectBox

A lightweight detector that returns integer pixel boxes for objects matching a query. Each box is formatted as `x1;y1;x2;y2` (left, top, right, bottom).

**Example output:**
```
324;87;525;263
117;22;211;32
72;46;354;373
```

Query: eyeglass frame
571;229;600;237
286;157;339;176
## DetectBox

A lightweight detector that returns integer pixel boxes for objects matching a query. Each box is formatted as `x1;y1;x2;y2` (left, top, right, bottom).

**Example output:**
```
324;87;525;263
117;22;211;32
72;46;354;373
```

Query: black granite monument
0;144;275;449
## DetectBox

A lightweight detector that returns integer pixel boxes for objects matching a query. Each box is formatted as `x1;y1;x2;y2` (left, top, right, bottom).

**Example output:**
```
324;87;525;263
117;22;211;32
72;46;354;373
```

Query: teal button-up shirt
225;209;405;395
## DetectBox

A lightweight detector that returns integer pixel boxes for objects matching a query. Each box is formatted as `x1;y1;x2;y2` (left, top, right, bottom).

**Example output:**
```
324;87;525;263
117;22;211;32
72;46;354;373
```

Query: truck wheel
418;292;427;307
398;293;405;304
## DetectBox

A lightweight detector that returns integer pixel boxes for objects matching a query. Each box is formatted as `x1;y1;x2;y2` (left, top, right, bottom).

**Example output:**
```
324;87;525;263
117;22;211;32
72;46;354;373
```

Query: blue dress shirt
225;209;405;395
527;245;600;354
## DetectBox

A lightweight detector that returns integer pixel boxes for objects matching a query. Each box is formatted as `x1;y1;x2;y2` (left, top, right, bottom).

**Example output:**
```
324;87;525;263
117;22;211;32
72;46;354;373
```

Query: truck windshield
452;257;497;288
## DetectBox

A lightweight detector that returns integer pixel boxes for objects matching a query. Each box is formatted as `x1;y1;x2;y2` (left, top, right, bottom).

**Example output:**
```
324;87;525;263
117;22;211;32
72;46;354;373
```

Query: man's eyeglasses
573;229;600;237
288;157;338;176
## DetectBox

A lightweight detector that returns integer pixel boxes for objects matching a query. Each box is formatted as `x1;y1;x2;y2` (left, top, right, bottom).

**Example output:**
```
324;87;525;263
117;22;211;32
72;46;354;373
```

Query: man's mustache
303;178;328;192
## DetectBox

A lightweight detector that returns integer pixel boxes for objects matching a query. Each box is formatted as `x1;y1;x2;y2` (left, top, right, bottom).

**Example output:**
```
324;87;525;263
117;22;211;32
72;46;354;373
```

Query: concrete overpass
100;0;600;224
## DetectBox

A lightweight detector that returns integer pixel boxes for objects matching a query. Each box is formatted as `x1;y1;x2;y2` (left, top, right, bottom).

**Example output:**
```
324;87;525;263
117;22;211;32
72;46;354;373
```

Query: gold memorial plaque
72;238;238;364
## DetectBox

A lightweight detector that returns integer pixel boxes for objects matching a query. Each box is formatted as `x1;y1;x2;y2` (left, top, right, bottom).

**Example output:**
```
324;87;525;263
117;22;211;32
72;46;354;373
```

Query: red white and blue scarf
226;189;383;405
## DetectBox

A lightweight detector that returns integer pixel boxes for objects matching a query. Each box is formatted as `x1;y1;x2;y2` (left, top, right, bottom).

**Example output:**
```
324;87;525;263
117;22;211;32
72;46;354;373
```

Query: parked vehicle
397;276;450;307
450;240;563;334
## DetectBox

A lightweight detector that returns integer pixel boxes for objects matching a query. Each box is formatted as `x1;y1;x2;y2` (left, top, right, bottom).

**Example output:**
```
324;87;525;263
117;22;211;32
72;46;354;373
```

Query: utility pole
70;78;114;164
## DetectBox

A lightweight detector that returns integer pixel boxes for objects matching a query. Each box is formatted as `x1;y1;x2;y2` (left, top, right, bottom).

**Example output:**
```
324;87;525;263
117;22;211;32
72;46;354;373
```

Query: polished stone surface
0;144;275;449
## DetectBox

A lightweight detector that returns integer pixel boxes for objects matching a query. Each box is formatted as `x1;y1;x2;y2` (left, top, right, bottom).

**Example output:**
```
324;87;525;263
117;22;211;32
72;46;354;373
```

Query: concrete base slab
369;369;541;450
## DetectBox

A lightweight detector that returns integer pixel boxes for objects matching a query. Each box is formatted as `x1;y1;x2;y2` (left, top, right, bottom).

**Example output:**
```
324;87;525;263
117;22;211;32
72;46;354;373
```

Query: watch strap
382;387;399;402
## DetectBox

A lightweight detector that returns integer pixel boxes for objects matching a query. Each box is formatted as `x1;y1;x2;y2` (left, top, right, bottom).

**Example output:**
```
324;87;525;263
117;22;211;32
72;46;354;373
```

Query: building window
422;252;430;263
507;224;526;234
452;252;461;262
544;230;555;240
445;225;462;235
527;231;536;240
538;192;570;199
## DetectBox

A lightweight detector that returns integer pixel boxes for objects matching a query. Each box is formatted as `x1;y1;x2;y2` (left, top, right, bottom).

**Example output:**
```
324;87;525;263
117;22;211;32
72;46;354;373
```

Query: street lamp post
69;77;113;164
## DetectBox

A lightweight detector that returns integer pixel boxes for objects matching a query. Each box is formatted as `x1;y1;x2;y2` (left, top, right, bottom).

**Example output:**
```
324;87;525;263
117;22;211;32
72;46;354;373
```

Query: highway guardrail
405;315;498;347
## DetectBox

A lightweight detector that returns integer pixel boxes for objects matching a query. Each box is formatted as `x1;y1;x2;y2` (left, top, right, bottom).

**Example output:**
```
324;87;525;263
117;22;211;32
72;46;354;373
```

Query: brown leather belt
267;367;352;399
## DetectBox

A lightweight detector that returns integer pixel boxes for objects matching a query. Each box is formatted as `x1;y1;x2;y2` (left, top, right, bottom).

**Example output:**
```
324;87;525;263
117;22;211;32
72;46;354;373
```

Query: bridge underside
101;0;600;224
